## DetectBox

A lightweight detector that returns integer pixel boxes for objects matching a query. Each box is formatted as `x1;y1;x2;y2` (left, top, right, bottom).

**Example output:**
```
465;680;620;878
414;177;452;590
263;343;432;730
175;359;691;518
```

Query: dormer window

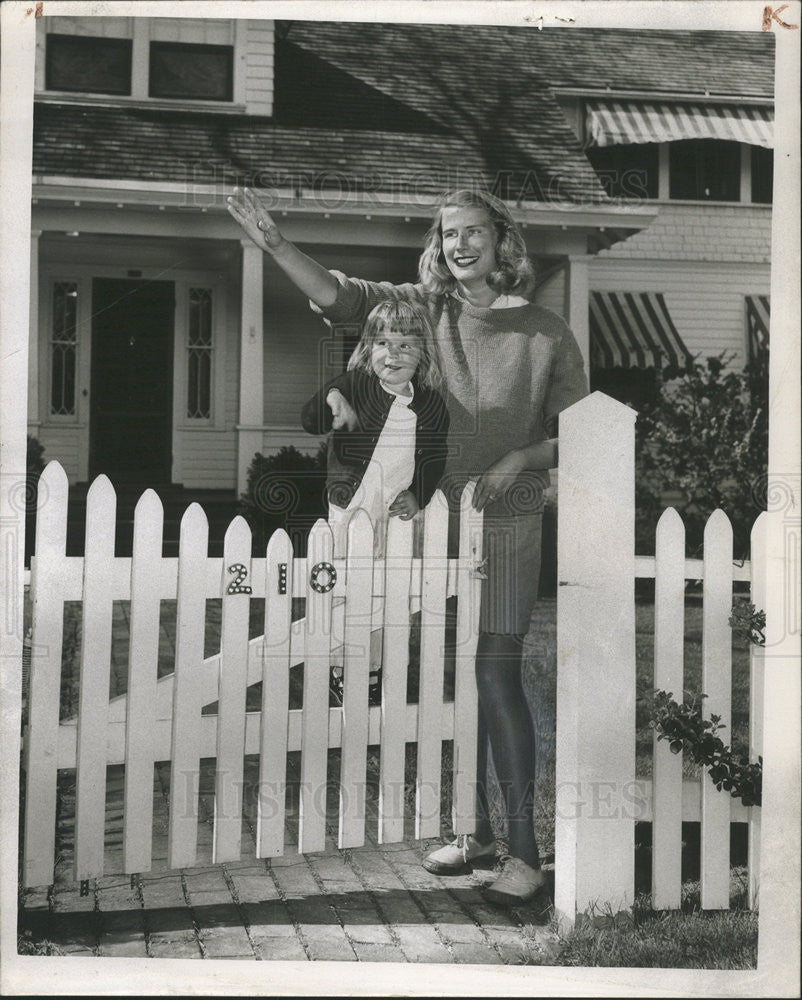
149;42;234;101
45;33;132;96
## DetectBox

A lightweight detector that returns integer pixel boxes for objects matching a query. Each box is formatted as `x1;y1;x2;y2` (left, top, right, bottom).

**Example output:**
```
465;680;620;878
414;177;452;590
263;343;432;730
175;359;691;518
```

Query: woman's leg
474;632;539;868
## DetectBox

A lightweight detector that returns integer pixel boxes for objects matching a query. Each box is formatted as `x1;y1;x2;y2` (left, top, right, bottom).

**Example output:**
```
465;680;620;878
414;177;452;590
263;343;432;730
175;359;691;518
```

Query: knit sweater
313;274;589;512
301;368;449;510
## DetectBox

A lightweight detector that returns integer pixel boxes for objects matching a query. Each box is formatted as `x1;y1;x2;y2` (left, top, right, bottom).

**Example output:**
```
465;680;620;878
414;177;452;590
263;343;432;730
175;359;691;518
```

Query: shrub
635;352;768;559
238;445;328;555
24;436;46;567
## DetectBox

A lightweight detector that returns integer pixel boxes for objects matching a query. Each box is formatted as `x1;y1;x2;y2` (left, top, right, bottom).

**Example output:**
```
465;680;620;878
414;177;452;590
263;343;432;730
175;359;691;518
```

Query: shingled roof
33;22;774;206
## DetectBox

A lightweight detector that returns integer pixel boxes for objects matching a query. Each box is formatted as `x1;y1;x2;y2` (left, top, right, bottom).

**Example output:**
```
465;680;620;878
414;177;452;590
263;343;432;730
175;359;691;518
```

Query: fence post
748;511;767;908
555;391;637;926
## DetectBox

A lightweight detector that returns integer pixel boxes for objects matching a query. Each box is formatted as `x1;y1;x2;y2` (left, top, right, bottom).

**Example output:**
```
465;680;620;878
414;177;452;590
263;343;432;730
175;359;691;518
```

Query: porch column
237;239;264;495
563;254;591;370
28;229;41;427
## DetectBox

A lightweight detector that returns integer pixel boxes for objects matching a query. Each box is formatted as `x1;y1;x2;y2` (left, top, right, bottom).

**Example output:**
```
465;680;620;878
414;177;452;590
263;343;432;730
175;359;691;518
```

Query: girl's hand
226;187;286;254
473;449;528;511
389;490;419;520
326;389;358;431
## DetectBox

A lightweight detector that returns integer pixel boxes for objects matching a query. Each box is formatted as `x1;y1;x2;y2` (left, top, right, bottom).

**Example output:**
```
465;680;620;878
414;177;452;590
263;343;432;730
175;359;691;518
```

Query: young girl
228;185;588;907
301;299;449;706
300;299;449;560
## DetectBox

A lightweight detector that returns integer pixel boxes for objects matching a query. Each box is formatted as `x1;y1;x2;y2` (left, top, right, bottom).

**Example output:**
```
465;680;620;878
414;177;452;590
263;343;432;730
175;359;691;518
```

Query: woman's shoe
421;834;497;875
483;856;546;905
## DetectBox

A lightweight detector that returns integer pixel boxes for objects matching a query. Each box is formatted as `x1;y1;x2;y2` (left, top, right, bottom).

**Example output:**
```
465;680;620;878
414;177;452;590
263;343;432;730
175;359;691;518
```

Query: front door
90;278;175;484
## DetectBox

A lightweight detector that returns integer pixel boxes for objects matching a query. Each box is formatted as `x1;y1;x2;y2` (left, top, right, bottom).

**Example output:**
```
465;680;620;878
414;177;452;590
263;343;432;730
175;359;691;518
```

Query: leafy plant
729;599;766;647
238;444;328;555
644;688;762;807
636;352;768;559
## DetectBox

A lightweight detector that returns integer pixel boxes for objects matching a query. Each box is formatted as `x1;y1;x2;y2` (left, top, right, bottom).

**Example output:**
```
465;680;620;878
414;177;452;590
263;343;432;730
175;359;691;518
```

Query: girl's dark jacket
301;369;450;510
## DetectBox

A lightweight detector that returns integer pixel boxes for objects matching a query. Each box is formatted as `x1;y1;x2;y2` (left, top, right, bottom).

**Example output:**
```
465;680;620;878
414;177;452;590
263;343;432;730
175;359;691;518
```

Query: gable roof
33;22;774;208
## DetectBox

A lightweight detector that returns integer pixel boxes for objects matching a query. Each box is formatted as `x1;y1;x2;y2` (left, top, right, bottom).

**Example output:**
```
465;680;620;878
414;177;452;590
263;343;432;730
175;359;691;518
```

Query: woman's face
370;329;422;387
440;205;498;292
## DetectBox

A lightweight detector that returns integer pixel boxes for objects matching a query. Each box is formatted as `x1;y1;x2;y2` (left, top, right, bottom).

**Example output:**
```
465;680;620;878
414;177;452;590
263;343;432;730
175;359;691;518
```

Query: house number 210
226;563;252;595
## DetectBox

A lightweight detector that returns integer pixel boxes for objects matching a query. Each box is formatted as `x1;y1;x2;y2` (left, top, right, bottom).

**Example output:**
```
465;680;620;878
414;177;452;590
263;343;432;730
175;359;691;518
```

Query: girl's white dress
327;382;417;558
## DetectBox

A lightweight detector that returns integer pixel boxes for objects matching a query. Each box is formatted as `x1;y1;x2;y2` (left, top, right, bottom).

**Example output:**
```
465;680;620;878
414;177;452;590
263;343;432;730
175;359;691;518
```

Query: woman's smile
441;205;498;294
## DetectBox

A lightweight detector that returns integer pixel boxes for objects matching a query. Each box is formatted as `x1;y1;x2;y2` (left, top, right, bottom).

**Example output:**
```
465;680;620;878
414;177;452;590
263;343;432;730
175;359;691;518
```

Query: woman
228;186;588;905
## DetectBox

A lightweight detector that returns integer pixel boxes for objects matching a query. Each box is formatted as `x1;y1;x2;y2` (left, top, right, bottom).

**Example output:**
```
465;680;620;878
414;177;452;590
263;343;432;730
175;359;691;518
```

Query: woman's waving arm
227;187;339;308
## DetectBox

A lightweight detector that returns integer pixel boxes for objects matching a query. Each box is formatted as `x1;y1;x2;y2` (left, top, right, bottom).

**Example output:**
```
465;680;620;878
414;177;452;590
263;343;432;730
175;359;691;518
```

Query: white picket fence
22;392;765;925
554;392;764;923
22;468;485;888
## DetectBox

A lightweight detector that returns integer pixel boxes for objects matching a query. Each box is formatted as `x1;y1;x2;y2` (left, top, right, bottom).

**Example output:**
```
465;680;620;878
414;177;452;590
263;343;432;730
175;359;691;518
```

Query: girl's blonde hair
418;188;535;297
347;299;444;392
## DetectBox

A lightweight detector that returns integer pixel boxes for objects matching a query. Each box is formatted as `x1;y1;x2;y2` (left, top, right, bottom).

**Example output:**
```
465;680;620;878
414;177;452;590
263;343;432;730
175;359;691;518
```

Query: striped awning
586;100;774;149
590;291;694;370
746;295;770;359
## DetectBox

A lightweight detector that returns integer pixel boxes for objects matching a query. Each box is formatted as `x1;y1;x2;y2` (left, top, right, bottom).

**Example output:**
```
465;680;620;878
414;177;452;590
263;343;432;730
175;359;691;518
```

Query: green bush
238;444;328;555
24;436;46;567
635;352;768;559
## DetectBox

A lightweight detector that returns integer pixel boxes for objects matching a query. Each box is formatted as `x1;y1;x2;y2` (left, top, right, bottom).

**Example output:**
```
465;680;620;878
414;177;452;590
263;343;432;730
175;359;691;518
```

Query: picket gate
22;465;484;888
555;392;765;925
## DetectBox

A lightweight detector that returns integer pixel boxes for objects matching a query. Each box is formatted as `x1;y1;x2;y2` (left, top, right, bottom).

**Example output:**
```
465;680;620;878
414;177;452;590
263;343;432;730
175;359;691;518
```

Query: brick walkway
21;802;560;964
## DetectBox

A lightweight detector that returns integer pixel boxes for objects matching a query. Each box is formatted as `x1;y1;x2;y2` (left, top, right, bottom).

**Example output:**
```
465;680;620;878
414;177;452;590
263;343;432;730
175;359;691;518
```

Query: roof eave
32;176;658;234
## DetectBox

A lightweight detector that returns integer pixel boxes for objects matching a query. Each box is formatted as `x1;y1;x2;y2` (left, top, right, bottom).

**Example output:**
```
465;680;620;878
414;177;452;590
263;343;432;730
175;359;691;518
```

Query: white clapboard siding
299;519;334;854
748;512;767;908
257;529;293;858
213;517;253;863
651;508;686;909
122;490;163;874
451;482;483;833
338;510;374;849
23;462;68;888
74;476;116;881
378;514;414;844
700;509;734;910
167;504;209;870
244;19;275;116
415;490;450;840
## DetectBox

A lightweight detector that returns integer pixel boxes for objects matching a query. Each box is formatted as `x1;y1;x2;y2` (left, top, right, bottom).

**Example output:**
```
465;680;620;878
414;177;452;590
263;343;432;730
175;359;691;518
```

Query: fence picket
378;514;414;843
23;462;69;887
700;508;734;910
167;504;208;870
339;509;373;848
452;483;483;834
748;511;767;908
416;490;449;840
122;490;163;874
651;508;685;909
299;519;334;854
74;476;116;881
257;529;293;857
213;516;253;863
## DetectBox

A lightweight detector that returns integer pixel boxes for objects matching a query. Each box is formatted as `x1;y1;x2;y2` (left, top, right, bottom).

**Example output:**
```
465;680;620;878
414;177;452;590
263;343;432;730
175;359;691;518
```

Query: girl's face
370;328;422;387
440;205;498;292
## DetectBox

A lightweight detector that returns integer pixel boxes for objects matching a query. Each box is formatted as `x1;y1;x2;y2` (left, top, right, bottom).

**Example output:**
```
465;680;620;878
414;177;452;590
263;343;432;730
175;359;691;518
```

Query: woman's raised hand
227;187;286;254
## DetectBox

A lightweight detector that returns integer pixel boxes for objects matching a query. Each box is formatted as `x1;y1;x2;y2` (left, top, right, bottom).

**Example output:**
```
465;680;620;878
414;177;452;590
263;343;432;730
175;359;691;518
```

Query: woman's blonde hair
347;299;444;392
418;188;535;297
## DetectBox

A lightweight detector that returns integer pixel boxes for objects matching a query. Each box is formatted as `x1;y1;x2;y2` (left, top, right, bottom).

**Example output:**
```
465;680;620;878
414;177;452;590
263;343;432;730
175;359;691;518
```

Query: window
187;288;213;419
751;146;773;204
149;42;233;101
585;143;659;200
45;33;132;95
669;139;741;201
50;282;78;417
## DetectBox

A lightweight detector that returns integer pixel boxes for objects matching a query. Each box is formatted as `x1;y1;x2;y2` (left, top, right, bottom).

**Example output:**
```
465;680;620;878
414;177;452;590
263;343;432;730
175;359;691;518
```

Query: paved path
21;794;560;964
